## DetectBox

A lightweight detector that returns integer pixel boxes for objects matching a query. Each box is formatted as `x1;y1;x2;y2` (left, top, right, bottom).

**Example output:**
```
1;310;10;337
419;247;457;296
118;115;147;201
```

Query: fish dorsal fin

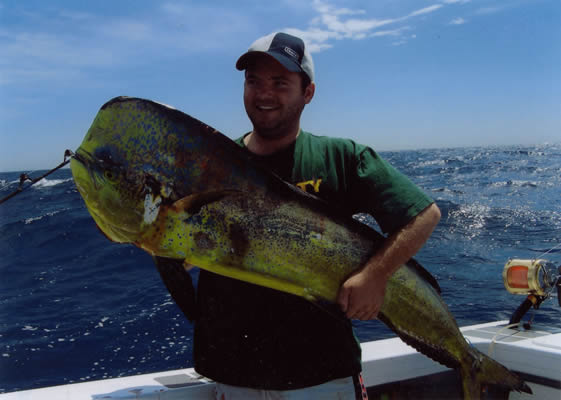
171;190;242;215
406;258;441;294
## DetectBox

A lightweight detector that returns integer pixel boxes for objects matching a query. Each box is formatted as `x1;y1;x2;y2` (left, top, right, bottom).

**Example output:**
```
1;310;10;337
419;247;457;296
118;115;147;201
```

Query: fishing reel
503;259;561;325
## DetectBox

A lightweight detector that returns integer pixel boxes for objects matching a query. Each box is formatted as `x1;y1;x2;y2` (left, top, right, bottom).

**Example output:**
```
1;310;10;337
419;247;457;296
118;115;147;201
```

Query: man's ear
304;82;315;104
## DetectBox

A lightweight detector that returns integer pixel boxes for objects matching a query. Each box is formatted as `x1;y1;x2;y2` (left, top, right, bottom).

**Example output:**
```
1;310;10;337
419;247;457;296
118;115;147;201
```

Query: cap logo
283;46;299;60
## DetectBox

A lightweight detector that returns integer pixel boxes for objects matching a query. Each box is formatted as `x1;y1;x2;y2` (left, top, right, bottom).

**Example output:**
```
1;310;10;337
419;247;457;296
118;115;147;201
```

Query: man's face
244;55;314;139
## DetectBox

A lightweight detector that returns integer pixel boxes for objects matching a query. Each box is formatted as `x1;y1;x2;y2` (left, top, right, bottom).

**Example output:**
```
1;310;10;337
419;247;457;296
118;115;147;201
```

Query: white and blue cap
236;32;315;82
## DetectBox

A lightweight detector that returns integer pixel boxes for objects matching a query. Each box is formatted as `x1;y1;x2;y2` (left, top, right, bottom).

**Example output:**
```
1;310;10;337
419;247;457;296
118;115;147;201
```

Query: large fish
70;97;531;399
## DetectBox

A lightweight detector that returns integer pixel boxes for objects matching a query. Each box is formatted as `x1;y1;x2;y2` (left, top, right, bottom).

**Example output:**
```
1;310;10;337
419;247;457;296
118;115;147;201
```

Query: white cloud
441;0;471;4
311;0;395;39
0;3;250;86
313;0;365;17
449;17;466;25
0;0;500;87
407;5;443;18
289;0;453;51
286;0;488;51
284;27;334;52
371;26;411;38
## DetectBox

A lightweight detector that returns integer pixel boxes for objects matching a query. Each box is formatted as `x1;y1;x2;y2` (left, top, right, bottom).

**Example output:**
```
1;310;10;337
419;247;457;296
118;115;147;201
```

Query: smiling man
242;50;315;154
193;32;441;400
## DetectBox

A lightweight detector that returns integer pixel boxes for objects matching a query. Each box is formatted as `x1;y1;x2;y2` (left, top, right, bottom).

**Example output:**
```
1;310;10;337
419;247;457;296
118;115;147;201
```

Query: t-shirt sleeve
349;145;434;234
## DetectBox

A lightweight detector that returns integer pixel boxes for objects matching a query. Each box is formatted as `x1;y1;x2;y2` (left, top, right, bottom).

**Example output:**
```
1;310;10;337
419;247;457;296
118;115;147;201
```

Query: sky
0;0;559;172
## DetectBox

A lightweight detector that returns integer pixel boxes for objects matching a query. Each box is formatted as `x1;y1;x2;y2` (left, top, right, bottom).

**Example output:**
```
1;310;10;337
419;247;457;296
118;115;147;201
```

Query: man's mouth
257;105;279;111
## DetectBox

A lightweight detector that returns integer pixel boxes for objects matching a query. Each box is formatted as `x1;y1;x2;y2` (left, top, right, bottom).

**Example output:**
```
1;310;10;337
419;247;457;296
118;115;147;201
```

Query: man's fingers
337;277;382;320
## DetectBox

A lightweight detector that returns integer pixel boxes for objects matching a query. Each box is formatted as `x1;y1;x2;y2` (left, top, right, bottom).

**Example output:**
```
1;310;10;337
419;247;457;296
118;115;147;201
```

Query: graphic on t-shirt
296;178;322;193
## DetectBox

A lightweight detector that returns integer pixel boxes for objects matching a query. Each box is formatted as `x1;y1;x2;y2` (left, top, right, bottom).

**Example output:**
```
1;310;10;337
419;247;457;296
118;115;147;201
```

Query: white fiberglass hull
0;321;559;399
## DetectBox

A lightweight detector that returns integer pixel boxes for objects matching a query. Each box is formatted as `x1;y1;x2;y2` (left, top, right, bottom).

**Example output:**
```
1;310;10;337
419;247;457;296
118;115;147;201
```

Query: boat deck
1;321;560;399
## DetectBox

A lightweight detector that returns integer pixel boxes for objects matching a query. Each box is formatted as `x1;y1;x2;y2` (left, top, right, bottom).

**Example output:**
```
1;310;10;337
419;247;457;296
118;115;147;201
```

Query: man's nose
255;83;275;100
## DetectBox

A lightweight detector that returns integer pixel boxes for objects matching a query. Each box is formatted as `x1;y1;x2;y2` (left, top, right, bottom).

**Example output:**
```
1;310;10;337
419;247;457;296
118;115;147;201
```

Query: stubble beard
247;102;305;140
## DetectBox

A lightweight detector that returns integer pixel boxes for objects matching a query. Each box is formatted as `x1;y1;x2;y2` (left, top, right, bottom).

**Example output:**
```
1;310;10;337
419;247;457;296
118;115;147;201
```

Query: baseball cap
236;32;315;82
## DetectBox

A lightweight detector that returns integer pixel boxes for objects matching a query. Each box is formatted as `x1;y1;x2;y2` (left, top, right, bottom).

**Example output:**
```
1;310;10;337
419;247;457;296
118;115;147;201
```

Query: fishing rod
503;255;561;327
0;150;75;206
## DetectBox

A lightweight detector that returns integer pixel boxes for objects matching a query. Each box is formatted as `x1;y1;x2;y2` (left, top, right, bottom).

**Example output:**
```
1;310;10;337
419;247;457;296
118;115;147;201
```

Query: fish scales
71;97;531;399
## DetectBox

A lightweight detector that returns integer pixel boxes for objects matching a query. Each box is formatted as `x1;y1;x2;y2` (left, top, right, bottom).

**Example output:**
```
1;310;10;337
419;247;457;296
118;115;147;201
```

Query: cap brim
236;51;303;74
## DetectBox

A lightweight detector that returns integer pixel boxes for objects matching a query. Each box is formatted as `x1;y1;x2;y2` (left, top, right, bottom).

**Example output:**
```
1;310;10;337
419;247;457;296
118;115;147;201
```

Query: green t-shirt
194;130;434;389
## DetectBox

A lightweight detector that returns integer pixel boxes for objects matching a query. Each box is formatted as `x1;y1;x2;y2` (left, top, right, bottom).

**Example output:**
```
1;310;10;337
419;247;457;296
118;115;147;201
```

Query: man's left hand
336;203;441;321
337;267;387;321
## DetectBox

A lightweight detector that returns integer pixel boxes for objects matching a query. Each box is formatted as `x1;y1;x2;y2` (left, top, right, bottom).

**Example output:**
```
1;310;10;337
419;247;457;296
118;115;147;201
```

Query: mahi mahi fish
70;97;531;399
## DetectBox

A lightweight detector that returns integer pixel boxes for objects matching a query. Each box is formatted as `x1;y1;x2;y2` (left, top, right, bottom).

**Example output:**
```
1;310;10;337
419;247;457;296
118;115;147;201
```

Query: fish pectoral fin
171;189;243;215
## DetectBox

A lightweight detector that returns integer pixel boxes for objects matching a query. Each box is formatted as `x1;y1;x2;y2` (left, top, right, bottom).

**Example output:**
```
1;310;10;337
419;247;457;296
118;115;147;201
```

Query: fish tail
460;349;532;399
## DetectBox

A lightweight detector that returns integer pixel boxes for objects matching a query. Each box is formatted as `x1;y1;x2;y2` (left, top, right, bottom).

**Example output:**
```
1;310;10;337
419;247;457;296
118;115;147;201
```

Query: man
193;32;441;399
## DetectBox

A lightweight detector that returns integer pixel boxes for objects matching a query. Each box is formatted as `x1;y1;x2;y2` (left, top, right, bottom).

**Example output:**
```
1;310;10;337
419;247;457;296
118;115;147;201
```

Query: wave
24;209;68;225
438;203;561;245
431;187;465;195
491;180;539;188
31;178;73;189
0;179;20;191
415;159;446;168
0;177;73;195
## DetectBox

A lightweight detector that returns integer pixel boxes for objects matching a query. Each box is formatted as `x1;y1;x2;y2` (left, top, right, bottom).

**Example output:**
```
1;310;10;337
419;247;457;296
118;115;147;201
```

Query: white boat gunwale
1;320;560;399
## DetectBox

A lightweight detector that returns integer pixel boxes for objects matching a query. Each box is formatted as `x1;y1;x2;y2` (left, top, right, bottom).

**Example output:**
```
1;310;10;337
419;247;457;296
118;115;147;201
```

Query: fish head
70;98;180;244
71;145;148;243
71;96;261;249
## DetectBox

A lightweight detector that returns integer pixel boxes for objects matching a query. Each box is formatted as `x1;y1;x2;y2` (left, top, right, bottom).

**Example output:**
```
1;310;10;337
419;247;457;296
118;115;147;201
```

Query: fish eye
104;170;117;181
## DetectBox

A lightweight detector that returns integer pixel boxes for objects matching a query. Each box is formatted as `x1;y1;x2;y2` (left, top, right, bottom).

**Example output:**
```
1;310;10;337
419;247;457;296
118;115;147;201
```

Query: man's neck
243;128;300;156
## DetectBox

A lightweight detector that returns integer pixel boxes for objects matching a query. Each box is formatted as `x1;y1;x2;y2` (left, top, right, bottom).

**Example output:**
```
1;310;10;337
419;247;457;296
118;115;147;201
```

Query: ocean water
1;143;560;393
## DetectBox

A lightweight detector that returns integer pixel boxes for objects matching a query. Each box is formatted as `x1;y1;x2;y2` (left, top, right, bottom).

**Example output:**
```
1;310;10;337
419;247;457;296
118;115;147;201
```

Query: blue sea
1;144;560;393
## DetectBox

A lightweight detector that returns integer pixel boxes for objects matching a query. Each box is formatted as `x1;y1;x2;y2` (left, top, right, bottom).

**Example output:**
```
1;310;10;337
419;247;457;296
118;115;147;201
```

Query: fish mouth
70;149;98;193
72;150;90;165
72;149;91;169
71;147;97;167
71;149;98;185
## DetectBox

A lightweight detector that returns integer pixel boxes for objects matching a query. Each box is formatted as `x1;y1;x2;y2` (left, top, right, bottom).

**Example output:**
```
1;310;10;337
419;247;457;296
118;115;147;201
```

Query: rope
536;242;561;259
487;323;520;357
0;150;74;206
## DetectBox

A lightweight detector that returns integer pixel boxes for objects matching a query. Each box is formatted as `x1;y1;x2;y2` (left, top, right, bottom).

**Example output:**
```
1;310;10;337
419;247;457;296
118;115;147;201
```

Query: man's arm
337;202;441;320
